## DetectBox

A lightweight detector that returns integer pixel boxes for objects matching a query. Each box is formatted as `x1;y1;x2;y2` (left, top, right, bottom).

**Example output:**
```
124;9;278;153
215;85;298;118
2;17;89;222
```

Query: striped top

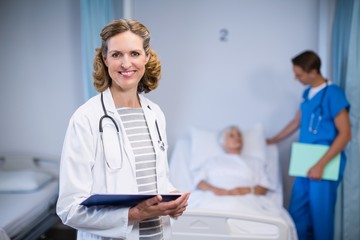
117;107;163;240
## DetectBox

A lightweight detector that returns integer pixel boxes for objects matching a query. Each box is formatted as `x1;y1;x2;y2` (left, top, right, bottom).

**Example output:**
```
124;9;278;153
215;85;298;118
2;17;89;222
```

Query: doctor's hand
128;192;190;222
168;192;190;218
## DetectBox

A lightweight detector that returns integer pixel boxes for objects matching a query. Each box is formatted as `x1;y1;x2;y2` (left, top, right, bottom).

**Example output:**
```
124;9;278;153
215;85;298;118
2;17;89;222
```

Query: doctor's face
224;128;243;154
104;31;150;93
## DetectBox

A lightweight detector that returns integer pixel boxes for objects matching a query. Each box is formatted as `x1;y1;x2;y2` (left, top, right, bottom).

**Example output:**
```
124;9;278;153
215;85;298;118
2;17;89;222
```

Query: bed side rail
172;208;289;240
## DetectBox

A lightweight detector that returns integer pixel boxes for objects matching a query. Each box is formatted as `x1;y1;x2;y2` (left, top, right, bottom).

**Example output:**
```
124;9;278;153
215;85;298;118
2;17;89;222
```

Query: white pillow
189;124;266;173
0;169;53;193
189;127;223;173
240;124;267;161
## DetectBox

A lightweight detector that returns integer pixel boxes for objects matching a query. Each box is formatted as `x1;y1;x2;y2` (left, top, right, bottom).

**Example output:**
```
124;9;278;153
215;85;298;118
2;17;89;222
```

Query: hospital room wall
0;0;335;208
0;0;83;158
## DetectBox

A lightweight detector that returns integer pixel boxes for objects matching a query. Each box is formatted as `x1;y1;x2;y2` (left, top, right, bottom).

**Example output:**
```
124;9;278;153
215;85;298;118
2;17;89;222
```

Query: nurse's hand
128;192;190;222
307;163;325;180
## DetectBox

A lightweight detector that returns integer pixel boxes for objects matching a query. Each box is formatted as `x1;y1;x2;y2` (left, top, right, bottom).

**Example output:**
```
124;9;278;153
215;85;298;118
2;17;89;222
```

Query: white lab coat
56;88;176;240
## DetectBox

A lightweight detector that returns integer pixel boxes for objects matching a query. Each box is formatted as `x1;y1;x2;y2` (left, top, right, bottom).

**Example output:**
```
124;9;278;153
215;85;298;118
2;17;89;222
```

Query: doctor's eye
109;51;122;58
111;52;120;58
131;51;141;57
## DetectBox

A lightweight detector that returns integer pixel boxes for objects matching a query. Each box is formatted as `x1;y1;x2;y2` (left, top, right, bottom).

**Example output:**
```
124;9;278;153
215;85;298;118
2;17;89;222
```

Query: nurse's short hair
292;50;321;75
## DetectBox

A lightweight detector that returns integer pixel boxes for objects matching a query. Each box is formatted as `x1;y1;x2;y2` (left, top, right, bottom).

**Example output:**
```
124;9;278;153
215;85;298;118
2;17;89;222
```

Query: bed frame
172;208;290;239
0;154;60;240
11;208;59;240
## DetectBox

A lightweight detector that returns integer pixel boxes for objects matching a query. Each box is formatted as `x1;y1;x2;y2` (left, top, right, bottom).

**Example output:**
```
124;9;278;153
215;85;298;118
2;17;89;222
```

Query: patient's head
219;126;243;154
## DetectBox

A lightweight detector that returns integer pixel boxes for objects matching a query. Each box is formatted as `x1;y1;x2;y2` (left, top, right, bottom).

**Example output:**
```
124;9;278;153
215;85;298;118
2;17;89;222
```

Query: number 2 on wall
220;28;229;42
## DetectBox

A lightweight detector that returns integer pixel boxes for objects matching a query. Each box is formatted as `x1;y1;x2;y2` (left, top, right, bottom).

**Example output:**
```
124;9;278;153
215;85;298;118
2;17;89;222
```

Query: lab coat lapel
139;95;160;157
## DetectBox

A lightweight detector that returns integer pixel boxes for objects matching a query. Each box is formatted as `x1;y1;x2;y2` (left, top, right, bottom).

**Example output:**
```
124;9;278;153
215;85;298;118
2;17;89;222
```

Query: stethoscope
99;93;165;166
308;82;328;134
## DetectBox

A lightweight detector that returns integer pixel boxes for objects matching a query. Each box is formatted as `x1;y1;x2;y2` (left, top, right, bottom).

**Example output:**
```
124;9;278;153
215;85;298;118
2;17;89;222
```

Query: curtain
332;0;360;239
80;0;116;100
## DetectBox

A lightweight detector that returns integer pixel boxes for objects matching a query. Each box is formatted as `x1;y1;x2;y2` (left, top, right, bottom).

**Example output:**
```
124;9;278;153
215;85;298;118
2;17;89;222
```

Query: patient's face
224;128;243;154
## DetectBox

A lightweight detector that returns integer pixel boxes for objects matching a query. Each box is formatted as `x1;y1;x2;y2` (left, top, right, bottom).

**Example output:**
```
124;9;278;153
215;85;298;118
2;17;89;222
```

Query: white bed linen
0;179;58;239
169;136;283;206
192;154;274;193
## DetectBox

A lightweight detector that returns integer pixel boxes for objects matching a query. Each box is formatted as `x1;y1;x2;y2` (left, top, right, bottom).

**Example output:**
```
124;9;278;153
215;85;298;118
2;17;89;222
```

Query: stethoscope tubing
308;82;328;134
99;92;119;133
99;92;164;151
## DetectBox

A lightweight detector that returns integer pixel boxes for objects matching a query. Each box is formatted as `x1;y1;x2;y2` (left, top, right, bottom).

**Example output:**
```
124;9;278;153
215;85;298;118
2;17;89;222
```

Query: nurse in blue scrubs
267;50;351;240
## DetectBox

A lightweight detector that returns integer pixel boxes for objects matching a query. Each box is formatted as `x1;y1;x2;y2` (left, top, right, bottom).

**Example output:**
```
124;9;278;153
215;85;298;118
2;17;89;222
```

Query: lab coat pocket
101;123;123;170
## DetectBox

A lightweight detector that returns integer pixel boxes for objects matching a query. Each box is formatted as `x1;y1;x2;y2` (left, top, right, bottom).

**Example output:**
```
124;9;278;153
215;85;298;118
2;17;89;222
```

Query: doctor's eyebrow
108;49;143;54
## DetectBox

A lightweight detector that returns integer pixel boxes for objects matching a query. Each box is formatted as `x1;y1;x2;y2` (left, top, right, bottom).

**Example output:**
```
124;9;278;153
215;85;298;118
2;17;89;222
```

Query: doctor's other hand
168;192;190;218
128;192;190;222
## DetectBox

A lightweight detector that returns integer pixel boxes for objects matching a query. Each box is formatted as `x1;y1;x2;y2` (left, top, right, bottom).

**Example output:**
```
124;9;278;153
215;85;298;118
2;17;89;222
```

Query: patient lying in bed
190;126;278;209
195;126;272;197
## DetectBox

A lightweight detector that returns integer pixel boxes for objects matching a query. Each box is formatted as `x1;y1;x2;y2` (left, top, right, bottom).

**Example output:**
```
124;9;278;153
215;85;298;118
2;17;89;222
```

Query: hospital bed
0;154;60;240
169;125;297;239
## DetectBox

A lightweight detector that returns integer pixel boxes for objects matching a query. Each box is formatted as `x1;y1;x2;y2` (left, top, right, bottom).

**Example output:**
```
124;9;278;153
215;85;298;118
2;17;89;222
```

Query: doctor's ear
145;53;150;63
103;56;109;67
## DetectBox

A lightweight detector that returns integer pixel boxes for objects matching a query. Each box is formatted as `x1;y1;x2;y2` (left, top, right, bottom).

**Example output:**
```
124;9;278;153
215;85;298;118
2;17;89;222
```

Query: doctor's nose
121;56;131;69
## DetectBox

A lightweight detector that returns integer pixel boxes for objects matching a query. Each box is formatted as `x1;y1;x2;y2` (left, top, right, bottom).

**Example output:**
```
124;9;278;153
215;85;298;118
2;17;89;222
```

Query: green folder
289;142;341;181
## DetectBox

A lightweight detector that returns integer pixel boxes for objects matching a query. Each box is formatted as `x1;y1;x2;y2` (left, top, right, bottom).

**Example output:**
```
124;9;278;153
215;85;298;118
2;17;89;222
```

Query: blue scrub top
299;84;350;145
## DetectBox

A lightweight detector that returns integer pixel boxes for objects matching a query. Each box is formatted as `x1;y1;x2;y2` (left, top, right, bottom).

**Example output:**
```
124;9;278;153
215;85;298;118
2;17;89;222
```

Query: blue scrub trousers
289;177;339;240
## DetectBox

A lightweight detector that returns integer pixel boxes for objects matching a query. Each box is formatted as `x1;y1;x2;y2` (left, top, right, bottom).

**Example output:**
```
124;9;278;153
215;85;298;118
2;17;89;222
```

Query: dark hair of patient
92;19;161;93
292;50;321;75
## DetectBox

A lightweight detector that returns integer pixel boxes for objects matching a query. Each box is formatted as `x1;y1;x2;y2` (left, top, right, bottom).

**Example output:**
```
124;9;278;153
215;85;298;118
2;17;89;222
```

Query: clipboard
289;142;340;181
81;193;181;207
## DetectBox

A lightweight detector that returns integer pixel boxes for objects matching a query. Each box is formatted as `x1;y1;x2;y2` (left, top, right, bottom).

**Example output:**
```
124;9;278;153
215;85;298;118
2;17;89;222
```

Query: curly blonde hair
93;19;161;93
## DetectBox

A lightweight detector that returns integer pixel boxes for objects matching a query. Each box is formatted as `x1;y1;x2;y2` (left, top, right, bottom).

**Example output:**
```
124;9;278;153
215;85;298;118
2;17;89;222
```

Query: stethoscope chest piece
308;113;322;134
158;140;165;152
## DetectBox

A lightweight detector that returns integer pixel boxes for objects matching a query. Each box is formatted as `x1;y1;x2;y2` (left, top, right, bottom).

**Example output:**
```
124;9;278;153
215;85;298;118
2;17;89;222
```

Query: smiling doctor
56;19;190;240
